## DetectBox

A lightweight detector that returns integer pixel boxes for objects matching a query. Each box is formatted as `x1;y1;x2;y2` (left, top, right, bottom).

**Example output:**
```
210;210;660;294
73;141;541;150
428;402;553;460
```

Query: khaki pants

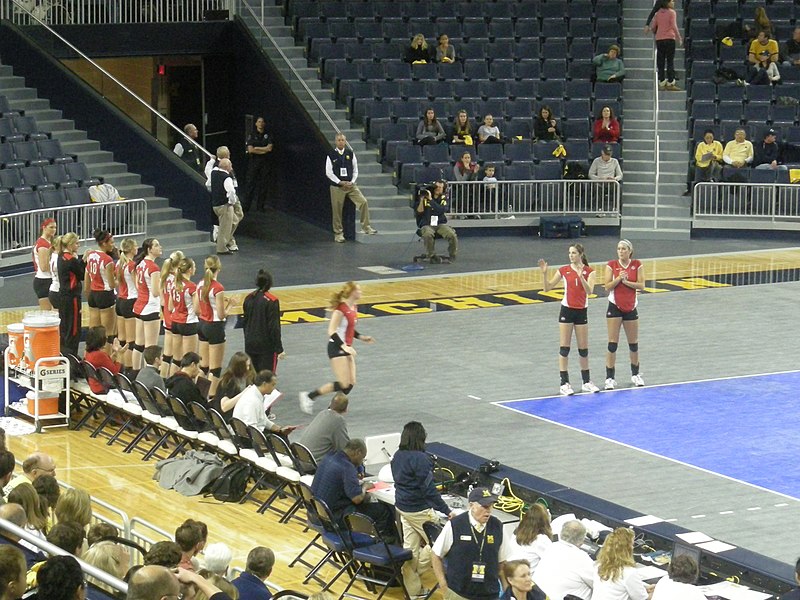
444;589;471;600
330;184;371;234
397;508;437;595
213;202;243;252
419;224;457;259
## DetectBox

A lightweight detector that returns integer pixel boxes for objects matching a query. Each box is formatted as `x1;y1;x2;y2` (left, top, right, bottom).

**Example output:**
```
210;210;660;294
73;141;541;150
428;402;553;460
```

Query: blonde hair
596;527;635;582
59;232;78;254
7;483;47;533
51;235;63;254
83;541;128;592
202;255;221;302
215;146;230;159
117;239;137;267
175;258;195;294
411;33;428;49
329;281;358;310
514;503;552;546
160;250;184;287
618;239;634;257
55;488;92;527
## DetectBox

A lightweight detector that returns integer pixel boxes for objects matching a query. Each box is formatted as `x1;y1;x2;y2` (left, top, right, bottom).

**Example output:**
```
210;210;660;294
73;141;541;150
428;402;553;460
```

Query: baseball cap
468;487;499;506
765;128;777;137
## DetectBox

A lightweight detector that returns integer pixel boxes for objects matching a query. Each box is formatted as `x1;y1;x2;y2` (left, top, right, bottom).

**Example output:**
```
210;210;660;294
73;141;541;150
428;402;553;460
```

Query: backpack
207;462;252;502
713;67;740;84
563;161;588;180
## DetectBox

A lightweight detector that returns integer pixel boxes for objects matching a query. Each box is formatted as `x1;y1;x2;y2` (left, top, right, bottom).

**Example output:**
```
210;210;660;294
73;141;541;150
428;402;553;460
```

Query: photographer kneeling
416;181;458;263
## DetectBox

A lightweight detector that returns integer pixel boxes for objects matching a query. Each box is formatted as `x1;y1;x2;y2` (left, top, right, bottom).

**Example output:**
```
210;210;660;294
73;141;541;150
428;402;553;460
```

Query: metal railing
0;198;148;255
447;180;621;219
1;0;229;24
693;182;800;221
129;516;173;566
653;45;661;229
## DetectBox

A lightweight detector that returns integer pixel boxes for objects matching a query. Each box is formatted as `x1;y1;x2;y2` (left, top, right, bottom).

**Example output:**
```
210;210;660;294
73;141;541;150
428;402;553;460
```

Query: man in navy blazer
232;547;274;600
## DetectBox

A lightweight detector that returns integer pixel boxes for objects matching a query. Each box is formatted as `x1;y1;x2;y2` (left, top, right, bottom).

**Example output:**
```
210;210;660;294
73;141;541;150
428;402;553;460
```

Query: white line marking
664;519;678;522
719;511;735;515
775;503;789;507
747;506;762;511
468;395;482;400
691;514;706;519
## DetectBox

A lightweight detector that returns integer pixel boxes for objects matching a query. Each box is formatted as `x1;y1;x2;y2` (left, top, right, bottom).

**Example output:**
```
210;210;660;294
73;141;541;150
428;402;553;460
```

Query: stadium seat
43;163;78;189
563;120;590;141
569;40;595;62
722;166;750;182
718;102;743;124
690;102;717;125
505;163;533;180
0;95;21;117
504;142;533;164
489;20;515;41
594;82;621;102
438;62;464;81
0;142;25;169
12;116;48;141
743;102;770;124
505;121;533;140
717;85;744;103
422;144;450;165
0;168;27;191
690;82;716;103
750;169;777;184
535;161;563;180
505;100;533;120
564;141;589;162
65;162;102;187
385;62;412;81
534;142;562;162
539;80;566;101
770;105;797;127
567;62;594;81
477;144;504;164
39;187;68;209
0;189;16;213
592;142;621;159
13;189;41;211
746;86;773;103
66;185;93;205
20;166;55;191
566;81;592;100
0;117;23;143
514;61;540;82
564;99;591;121
412;63;438;81
12;141;49;166
490;60;516;81
464;62;490;81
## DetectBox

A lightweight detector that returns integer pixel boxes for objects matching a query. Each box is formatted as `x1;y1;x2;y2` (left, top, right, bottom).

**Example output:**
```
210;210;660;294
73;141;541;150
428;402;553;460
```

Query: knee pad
210;368;222;378
559;346;570;357
162;355;172;366
200;366;210;376
578;348;589;358
607;342;618;354
106;335;116;346
341;384;354;395
173;359;182;368
629;343;639;353
333;381;343;392
132;344;144;354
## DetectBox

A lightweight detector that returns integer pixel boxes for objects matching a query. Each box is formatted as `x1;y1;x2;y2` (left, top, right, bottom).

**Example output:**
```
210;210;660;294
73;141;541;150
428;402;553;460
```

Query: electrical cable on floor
495;477;526;516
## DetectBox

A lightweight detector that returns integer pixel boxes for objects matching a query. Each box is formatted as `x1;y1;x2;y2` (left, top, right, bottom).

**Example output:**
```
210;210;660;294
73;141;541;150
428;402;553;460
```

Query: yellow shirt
748;38;779;60
723;140;754;164
694;140;723;168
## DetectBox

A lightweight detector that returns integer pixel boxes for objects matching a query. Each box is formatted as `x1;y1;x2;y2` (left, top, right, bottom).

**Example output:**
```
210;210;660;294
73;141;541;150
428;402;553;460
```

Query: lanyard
470;524;487;561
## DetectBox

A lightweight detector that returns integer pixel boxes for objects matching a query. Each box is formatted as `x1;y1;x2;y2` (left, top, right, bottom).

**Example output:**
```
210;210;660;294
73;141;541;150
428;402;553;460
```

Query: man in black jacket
416;181;458;262
166;352;206;406
754;129;788;171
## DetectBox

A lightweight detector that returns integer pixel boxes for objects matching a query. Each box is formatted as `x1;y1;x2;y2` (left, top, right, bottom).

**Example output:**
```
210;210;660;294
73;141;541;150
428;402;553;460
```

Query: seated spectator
203;542;233;578
296;392;350;462
405;34;432;63
0;451;14;500
197;570;239;600
32;475;59;530
415;183;458;262
87;522;118;548
749;30;779;64
593;45;625;82
593;106;621;144
54;488;92;530
175;519;207;571
480;163;499;184
534;106;562;142
143;541;182;568
754;128;787;171
746;51;780;85
592;527;649;600
83;325;125;395
651;554;706;600
232;547;275;600
130;567;225;600
232;370;296;435
435;34;456;63
509;503;553;572
0;503;45;568
5;452;55;496
502;560;546;600
781;27;800;67
450;110;475;146
453;151;479;181
723;128;754;168
166;352;206;406
589;146;623;181
83;540;129;593
7;483;47;538
416;108;446;146
0;546;28;600
37;555;84;600
46;521;85;556
212;352;255;421
532;520;594;600
478;114;503;144
136;345;165;391
694;129;724;183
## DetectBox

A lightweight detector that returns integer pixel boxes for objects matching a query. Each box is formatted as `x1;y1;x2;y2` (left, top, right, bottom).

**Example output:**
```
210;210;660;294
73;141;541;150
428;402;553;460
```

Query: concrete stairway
239;7;412;243
0;60;213;268
620;2;692;240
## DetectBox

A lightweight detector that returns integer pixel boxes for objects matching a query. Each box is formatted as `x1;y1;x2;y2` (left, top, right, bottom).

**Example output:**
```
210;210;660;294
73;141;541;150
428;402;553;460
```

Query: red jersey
33;237;51;279
116;260;138;301
198;279;225;322
162;273;176;327
171;280;198;324
559;264;594;309
133;258;160;315
86;250;114;292
607;259;642;313
334;302;357;345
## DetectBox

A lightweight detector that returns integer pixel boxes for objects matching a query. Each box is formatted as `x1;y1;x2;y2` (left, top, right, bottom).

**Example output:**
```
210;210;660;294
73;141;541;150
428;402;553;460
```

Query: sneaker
631;374;645;387
299;391;314;414
604;378;616;391
581;381;600;393
212;225;219;242
658;80;667;90
334;233;345;243
227;244;239;252
559;383;575;396
362;226;378;235
666;81;681;91
411;590;431;600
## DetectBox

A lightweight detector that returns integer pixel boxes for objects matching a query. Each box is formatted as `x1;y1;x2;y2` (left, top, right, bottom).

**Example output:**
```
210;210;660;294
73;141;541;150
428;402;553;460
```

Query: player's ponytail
573;243;589;266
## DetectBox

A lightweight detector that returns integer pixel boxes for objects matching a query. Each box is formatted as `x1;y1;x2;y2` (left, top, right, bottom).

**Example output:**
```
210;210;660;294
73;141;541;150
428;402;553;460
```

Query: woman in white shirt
592;527;651;600
651;554;706;600
508;503;553;573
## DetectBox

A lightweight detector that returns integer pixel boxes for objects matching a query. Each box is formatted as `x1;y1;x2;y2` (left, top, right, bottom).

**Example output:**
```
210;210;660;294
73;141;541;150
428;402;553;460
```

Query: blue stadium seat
743;102;770;125
348;4;374;20
64;162;101;188
475;99;506;120
13;189;41;211
453;81;481;101
490;60;516;81
477;144;504;164
750;169;777;184
687;41;716;62
345;43;372;62
513;40;540;61
713;3;740;22
770;105;797;127
505;120;533;140
563;119;590;141
412;63;438;81
464;62;490;81
535;161;562;179
718;43;746;67
567;62;594;81
689;61;717;83
691;102;717;124
505;99;533;119
330;21;357;40
403;3;429;20
457;3;484;20
514;61;540;81
591;142;620;159
564;99;591;121
426;80;453;100
687;2;712;20
484;3;513;20
373;80;401;102
514;19;540;40
478;80;509;101
489;20;515;41
505;163;533;180
539;80;566;101
568;19;594;41
533;142;562;162
514;4;538;20
504;142;533;163
541;59;568;81
358;62;385;82
594;82;621;102
0;189;15;213
382;20;409;40
0;167;26;191
690;81;716;103
385;62;412;81
594;20;621;42
462;21;491;42
373;2;403;19
717;85;744;103
566;81;592;100
541;21;568;40
486;41;514;61
367;117;392;142
423;144;451;165
429;3;456;19
39;187;67;209
372;43;399;62
569;40;595;62
566;3;593;20
539;2;567;21
718;102;743;124
43;163;78;189
722;166;750;182
398;80;424;101
746;86;773;103
12;141;49;166
407;18;436;39
20;166;55;191
66;186;92;205
414;165;447;185
438;62;464;81
460;43;487;61
564;141;589;162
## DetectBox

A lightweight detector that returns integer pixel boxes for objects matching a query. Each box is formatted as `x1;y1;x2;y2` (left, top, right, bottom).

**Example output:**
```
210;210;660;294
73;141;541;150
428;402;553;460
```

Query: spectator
431;487;511;600
325;133;377;243
0;450;15;500
405;34;432;63
723;128;754;168
175;519;206;571
210;158;243;255
749;30;779;64
478;114;502;144
232;547;275;600
532;520;594;600
166;352;206;405
754;129;787;171
479;164;501;211
243;117;273;214
143;541;182;568
203;542;233;578
84;325;125;395
0;503;45;568
87;522;119;547
781;27;800;67
450;110;475;146
593;106;621;144
310;438;397;542
415;183;458;263
196;570;238;600
36;555;84;600
651;0;683;91
746;51;780;85
752;6;773;37
651;554;706;600
0;546;27;600
242;270;285;374
593;45;625;82
128;565;225;600
694;129;724;183
212;352;256;421
7;483;47;537
435;34;456;63
32;475;59;529
589;146;623;181
508;504;553;572
54;488;92;530
84;540;130;592
5;452;55;496
534;106;562;142
296;392;350;462
592;527;649;600
416;108;446;146
502;560;546;600
173;123;204;174
47;521;85;556
136;345;165;390
453;151;479;181
232;371;295;435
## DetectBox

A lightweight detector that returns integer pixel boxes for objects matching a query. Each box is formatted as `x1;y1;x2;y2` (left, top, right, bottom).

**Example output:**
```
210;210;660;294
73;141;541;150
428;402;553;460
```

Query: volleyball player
56;232;85;357
47;236;62;311
603;239;645;390
299;281;374;414
197;255;227;397
539;244;599;396
115;239;138;369
32;218;57;310
169;258;200;370
159;250;184;377
131;238;163;370
85;230;118;347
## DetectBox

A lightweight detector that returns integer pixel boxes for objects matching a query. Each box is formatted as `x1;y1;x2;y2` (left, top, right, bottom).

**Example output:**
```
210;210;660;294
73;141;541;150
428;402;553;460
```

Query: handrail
9;0;212;160
653;43;661;229
693;181;797;223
